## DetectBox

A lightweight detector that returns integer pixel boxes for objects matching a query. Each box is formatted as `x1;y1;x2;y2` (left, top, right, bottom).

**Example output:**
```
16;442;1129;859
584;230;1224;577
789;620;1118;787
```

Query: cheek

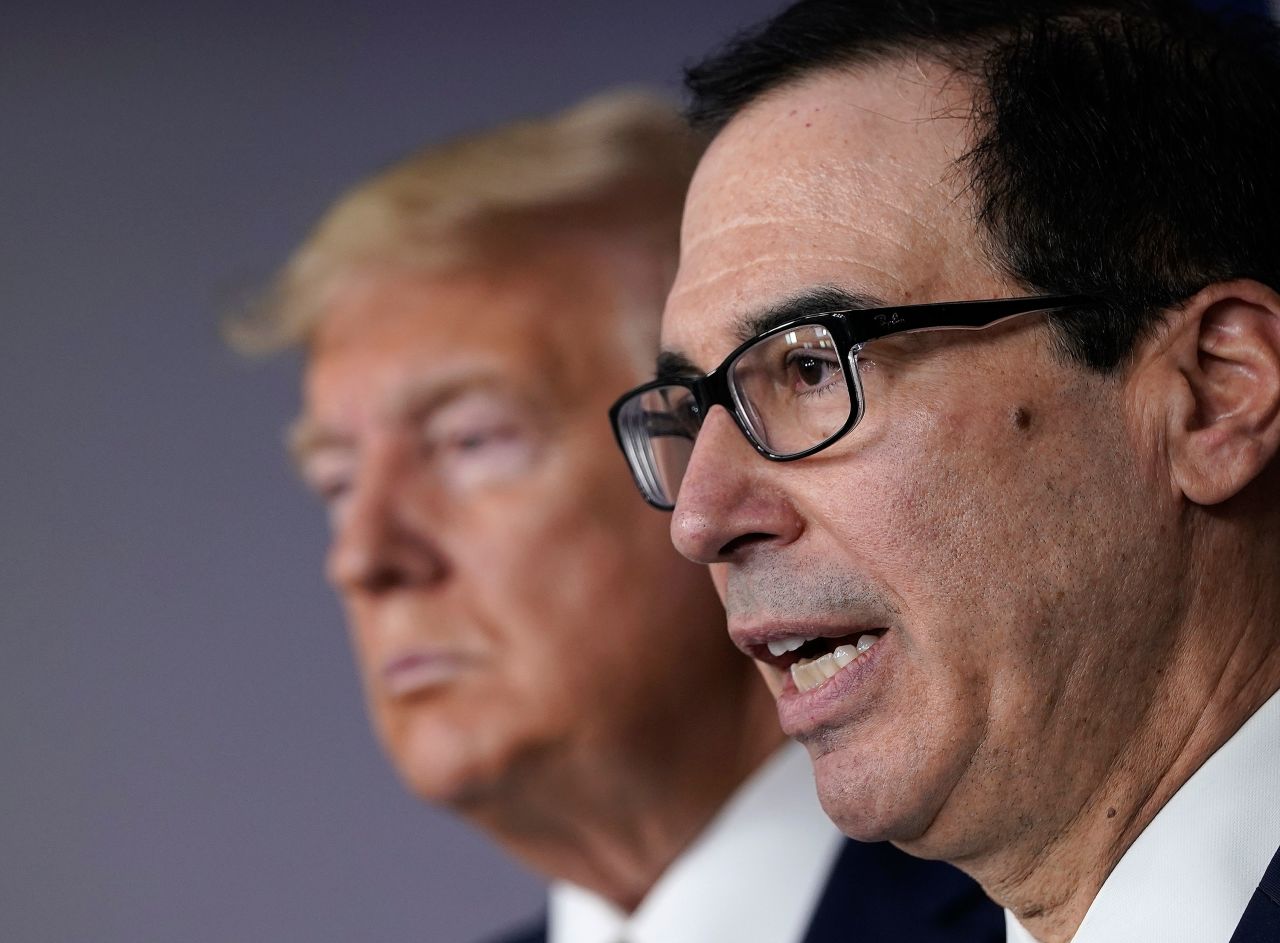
813;405;998;589
806;390;1090;681
709;563;729;602
449;486;634;674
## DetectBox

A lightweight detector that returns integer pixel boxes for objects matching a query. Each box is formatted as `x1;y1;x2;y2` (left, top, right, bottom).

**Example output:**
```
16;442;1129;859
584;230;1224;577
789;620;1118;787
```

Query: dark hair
686;0;1280;369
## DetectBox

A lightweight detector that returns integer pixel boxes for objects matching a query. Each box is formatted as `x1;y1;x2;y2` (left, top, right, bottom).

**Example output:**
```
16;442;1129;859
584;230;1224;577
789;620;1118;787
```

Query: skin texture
662;62;1280;941
297;243;782;909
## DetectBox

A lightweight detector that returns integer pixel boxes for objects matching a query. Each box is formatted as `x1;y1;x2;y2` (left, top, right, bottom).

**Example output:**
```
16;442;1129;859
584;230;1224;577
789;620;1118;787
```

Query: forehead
304;247;651;424
666;61;1008;366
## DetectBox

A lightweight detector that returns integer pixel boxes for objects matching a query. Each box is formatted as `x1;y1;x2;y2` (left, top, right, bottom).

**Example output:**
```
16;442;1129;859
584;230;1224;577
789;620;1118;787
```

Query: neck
463;680;784;913
986;529;1280;942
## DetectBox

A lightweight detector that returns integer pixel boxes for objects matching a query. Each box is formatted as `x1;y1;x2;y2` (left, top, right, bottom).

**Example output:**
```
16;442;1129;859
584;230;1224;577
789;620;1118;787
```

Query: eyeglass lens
617;385;698;507
728;324;852;456
618;323;856;508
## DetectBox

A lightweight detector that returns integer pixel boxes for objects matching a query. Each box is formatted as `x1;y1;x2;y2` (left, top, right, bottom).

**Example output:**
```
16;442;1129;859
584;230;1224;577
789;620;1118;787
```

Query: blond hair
230;89;703;352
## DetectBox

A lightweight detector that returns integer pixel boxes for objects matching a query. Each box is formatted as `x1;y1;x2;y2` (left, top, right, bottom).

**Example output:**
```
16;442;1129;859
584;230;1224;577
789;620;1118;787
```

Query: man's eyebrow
287;373;521;467
655;349;703;381
287;418;352;469
734;287;888;344
654;287;888;381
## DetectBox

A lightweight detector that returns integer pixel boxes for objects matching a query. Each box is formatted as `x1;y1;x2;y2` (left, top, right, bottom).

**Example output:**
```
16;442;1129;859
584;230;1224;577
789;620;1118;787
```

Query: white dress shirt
548;742;845;943
1006;688;1280;942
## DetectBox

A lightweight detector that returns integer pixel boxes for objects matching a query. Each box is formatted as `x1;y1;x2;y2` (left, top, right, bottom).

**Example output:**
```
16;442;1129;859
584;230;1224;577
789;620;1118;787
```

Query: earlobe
1166;280;1280;506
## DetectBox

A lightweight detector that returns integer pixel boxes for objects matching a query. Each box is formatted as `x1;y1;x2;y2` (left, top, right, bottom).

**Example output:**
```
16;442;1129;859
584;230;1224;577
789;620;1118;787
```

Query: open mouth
757;629;887;694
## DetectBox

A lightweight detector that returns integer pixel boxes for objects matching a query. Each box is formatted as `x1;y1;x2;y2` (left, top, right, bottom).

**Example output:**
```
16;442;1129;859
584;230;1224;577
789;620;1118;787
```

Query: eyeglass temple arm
849;294;1097;344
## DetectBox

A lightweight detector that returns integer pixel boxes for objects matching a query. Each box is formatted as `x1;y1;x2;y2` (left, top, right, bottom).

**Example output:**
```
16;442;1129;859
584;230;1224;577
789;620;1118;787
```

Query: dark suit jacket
491;835;1280;943
482;837;1002;943
1229;843;1280;943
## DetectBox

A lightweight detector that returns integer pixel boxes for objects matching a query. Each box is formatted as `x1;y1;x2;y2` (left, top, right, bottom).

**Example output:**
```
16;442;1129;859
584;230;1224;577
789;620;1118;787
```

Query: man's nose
326;453;448;594
670;406;803;565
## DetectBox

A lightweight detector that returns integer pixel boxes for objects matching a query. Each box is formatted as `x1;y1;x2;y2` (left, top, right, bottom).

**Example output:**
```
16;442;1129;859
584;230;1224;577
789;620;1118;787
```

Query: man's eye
447;426;519;452
319;479;351;504
645;406;698;440
418;391;543;489
430;423;538;489
300;452;355;513
311;476;354;528
785;349;842;392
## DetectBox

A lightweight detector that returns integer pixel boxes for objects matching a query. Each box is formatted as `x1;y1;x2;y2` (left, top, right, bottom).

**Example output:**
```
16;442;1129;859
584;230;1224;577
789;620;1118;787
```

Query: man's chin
397;757;502;811
378;722;504;810
809;746;936;846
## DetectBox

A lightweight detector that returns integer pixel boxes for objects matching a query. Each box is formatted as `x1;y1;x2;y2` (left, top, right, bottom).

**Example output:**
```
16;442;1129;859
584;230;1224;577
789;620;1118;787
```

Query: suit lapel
799;839;1003;943
1228;843;1280;943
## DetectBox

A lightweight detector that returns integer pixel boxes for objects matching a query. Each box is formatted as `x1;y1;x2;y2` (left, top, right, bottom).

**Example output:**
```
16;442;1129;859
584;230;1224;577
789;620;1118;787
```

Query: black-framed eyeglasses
609;294;1095;510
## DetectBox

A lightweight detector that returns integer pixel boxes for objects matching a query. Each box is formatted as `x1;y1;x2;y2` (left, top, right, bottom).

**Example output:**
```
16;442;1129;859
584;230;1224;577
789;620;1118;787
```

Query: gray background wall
6;2;1279;942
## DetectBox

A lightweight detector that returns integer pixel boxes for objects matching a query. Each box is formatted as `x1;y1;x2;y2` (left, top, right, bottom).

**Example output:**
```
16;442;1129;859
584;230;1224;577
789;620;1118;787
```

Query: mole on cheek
1011;406;1033;432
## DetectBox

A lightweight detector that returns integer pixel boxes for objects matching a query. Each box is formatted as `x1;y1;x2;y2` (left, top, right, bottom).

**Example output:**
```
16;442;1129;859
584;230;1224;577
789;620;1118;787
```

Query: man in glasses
612;2;1280;941
238;92;1001;942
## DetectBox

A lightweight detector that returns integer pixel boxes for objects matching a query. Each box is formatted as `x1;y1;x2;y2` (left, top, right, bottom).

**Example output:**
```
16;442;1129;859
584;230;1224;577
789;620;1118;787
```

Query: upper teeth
788;633;882;694
767;636;809;657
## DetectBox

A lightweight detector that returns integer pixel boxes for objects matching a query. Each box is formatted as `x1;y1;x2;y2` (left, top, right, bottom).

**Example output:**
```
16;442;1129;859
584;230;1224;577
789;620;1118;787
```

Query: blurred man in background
236;92;1001;942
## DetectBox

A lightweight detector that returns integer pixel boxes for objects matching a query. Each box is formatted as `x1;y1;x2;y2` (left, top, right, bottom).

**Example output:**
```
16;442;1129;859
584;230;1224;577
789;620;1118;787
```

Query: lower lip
382;654;470;698
772;633;891;738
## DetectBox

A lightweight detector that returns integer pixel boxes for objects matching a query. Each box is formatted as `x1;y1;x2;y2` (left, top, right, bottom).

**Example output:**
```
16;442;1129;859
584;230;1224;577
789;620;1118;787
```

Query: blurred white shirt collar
1006;688;1280;943
549;741;844;943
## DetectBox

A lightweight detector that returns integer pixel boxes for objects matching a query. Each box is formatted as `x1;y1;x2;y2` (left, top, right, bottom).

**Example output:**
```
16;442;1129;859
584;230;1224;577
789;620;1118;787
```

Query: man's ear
1157;279;1280;506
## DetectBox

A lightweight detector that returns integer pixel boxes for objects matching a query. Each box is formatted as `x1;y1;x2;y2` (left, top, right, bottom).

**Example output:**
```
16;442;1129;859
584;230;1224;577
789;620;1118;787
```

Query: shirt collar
549;742;845;943
1006;688;1280;942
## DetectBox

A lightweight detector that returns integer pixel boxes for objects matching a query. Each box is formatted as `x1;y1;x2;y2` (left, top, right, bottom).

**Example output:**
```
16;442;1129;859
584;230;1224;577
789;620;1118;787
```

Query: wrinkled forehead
666;62;1007;366
305;244;663;421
